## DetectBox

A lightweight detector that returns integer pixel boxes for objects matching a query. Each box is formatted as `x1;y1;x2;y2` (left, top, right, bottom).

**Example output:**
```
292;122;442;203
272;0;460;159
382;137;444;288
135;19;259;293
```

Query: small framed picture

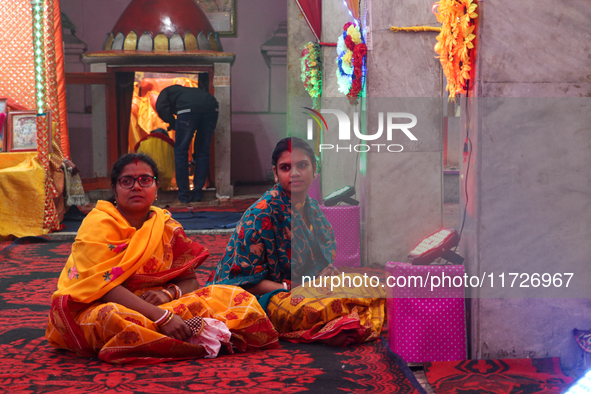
0;98;7;152
7;110;38;152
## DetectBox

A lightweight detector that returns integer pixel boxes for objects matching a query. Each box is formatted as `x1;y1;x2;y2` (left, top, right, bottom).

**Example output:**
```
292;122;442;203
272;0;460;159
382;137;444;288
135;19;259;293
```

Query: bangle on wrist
153;309;169;325
167;284;182;299
161;288;174;301
158;311;175;328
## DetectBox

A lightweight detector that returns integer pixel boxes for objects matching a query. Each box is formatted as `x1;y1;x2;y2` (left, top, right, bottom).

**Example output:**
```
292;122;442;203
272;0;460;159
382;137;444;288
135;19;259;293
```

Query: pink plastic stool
385;262;467;363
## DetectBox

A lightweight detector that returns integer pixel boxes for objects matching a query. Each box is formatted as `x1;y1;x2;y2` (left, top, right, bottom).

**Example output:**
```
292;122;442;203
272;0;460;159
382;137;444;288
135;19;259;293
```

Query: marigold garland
300;42;322;108
433;0;477;99
336;22;367;104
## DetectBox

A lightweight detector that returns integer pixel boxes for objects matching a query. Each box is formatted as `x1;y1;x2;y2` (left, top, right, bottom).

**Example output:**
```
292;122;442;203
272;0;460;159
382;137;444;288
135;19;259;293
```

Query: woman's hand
159;314;192;341
141;290;172;305
318;264;341;278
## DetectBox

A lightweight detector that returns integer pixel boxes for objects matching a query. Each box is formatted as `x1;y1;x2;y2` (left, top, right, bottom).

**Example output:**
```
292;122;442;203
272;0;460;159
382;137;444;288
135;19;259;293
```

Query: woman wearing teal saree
209;137;385;346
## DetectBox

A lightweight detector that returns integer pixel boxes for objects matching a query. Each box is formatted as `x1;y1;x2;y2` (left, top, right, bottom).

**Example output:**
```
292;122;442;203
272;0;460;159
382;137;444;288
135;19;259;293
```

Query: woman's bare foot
321;329;360;347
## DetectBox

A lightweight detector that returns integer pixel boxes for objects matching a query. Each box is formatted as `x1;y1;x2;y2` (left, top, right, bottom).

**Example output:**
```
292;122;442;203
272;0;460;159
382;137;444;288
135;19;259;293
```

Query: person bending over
156;83;218;203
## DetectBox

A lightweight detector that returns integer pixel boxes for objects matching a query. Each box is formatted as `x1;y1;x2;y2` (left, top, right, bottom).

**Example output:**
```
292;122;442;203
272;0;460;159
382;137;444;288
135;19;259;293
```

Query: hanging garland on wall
300;42;322;108
433;0;478;99
336;22;367;104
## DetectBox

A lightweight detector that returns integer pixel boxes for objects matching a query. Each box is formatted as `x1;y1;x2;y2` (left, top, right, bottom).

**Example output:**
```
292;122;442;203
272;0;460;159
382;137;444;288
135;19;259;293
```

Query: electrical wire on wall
453;80;473;253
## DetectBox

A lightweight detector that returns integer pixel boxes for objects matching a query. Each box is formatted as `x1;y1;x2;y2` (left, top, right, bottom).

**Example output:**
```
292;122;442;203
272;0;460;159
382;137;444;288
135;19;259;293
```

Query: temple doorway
129;71;215;192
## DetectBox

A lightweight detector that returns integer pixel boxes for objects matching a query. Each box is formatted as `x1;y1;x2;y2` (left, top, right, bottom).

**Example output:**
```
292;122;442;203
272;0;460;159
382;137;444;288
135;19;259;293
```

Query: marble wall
364;0;443;265
461;0;591;370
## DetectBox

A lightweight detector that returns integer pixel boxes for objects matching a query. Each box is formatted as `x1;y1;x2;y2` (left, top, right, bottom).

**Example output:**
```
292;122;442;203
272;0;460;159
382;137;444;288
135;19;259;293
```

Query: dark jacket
155;85;219;129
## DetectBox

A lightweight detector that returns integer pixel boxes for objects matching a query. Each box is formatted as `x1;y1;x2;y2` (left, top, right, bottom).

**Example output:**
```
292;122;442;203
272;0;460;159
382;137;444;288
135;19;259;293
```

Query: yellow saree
46;201;279;364
267;275;386;343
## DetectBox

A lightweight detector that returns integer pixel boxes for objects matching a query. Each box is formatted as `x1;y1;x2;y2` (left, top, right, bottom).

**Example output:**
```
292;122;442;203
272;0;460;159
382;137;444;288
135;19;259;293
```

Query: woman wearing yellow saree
208;138;386;346
46;153;278;364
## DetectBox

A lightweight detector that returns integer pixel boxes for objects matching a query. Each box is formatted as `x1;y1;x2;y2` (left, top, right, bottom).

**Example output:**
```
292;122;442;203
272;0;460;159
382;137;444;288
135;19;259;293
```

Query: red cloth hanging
294;0;321;42
54;1;70;159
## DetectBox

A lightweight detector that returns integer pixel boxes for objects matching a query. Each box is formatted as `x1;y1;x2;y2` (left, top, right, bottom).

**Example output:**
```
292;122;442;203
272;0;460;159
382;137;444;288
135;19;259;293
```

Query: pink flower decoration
111;267;124;281
113;243;128;253
68;265;79;280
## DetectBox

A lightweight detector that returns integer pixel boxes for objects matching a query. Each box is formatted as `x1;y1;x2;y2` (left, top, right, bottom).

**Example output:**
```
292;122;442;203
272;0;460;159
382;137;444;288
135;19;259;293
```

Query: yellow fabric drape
128;77;200;153
137;94;169;137
128;84;170;154
136;136;176;190
0;153;46;238
128;82;142;152
172;77;199;89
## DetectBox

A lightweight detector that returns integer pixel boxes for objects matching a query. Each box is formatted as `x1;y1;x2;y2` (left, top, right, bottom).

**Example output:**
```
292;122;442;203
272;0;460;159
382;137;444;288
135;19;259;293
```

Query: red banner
294;0;321;42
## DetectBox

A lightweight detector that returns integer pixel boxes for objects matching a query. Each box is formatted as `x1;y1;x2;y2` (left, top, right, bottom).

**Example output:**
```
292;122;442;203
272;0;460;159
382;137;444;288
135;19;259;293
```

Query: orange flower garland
433;0;478;99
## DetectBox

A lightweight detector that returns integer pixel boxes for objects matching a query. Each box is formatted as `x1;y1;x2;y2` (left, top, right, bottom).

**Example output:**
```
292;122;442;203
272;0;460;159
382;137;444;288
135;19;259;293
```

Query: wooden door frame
65;72;118;191
111;66;216;188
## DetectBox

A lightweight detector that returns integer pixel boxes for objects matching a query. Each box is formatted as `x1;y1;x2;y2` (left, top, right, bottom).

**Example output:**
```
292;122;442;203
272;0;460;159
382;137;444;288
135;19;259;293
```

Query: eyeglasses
117;175;156;189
